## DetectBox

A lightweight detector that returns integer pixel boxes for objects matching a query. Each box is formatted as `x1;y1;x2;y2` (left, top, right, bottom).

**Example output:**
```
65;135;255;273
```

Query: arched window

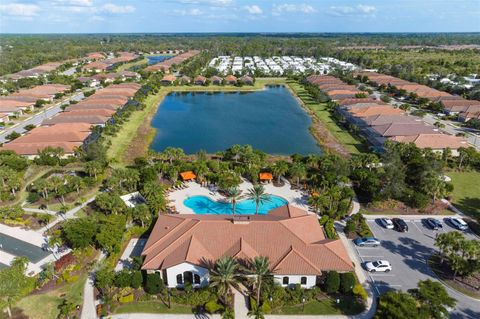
282;277;289;285
194;274;201;284
176;274;183;285
301;277;307;285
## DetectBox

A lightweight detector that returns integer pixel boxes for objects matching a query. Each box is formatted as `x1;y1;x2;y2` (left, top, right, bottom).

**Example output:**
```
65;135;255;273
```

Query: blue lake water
184;195;288;215
149;86;322;155
147;55;172;65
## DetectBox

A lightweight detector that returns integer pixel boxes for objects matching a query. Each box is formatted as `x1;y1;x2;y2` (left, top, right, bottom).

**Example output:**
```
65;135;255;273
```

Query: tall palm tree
247;185;270;215
225;187;243;217
209;256;242;306
289;162;307;187
272;161;289;184
249;256;270;305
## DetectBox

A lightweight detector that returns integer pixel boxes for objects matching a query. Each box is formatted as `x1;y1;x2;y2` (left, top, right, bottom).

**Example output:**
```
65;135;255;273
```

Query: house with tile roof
141;205;353;289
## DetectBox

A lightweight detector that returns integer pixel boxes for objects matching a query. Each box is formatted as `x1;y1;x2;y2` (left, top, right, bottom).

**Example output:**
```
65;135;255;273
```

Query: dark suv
392;218;408;232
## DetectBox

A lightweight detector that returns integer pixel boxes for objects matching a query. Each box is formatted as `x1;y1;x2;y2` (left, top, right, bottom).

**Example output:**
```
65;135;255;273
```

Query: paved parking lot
350;216;480;319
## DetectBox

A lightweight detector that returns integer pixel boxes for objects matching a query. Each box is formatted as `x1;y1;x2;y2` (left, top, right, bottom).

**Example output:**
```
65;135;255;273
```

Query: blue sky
0;0;479;33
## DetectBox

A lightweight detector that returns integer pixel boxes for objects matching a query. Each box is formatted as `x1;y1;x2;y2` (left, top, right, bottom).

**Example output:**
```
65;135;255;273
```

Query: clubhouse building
141;205;353;289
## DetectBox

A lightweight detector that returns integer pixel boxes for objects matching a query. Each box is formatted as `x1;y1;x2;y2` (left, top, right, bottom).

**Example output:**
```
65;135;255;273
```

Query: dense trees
375;279;456;319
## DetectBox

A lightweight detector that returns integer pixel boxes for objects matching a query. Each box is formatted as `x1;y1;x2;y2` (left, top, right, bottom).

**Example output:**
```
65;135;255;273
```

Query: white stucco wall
164;262;209;288
273;275;317;289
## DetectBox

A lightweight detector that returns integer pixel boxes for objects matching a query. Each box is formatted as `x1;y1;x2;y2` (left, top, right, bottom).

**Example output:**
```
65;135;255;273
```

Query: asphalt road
351;217;480;319
0;92;84;144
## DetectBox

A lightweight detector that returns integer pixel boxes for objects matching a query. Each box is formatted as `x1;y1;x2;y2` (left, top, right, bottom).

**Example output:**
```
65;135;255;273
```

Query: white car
365;260;392;273
449;218;468;231
379;218;394;229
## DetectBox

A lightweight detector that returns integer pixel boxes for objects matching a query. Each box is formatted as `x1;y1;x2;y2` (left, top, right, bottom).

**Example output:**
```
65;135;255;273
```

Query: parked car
354;237;380;247
379;218;394;229
448;217;469;231
424;218;443;230
365;260;392;272
392;218;408;232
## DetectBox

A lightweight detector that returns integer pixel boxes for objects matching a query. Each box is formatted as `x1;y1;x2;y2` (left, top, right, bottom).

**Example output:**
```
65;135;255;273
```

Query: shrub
324;219;338;239
261;301;272;313
204;300;223;313
319;215;329;226
119;294;134;303
54;253;75;272
324;271;340;293
131;271;143;289
344;220;356;234
352;284;368;301
115;270;132;288
144;273;163;294
340;272;356;293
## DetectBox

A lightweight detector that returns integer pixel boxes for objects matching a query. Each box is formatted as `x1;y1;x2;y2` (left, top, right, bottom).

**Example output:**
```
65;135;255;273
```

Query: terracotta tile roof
210;76;222;82
0;100;34;108
337;98;379;106
64;109;116;117
42;114;109;125
141;206;353;274
162;75;177;82
350;106;404;117
362;114;418;126
259;172;273;180
180;171;196;181
390;133;468;149
225;75;237;82
145;50;201;72
194;75;207;83
372;123;437;137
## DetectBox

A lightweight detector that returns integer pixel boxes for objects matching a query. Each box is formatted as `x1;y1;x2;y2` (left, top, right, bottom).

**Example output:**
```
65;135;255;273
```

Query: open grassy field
447;171;480;218
287;81;367;155
116;58;148;72
106;78;287;166
16;274;87;319
113;301;193;314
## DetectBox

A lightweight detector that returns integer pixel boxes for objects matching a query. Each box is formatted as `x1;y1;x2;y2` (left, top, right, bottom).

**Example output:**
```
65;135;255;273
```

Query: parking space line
412;221;423;233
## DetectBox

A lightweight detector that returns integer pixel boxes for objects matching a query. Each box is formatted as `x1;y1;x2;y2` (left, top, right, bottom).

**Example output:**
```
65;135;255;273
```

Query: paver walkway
81;252;106;319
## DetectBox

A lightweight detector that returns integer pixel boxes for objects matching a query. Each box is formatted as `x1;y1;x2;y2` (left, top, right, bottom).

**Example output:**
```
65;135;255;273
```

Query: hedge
119;294;134;303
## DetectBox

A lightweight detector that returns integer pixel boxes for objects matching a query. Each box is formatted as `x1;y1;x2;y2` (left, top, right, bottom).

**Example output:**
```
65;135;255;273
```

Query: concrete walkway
233;288;249;319
81;252;106;319
108;314;221;319
38;195;97;234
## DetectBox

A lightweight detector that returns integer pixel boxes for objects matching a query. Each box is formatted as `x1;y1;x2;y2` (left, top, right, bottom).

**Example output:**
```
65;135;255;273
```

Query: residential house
225;75;238;85
194;75;207;86
210;76;223;85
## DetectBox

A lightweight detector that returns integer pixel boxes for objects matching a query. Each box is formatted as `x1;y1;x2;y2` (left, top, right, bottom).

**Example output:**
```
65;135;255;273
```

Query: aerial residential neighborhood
0;2;479;319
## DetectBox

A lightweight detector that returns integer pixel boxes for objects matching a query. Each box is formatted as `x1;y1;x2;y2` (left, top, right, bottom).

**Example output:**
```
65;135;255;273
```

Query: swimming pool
184;195;288;215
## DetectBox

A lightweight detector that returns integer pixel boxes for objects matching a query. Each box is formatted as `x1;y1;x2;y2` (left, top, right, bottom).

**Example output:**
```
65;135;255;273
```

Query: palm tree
247;185;270;215
247;302;265;319
209;256;242;306
225;187;243;217
249;256;270;305
272;161;289;184
289;162;307;187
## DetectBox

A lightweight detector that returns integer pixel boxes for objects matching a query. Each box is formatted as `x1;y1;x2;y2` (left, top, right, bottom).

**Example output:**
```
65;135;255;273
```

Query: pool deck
167;178;312;214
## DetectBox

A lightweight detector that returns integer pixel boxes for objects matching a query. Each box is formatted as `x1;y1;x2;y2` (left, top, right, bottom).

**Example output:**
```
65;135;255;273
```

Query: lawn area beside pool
447;171;480;218
113;301;193;314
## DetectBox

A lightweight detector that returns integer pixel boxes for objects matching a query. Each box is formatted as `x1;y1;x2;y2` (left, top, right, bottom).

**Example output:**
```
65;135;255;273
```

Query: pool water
184;195;288;215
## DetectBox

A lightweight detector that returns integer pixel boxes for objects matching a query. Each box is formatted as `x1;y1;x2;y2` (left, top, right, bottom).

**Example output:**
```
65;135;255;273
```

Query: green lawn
113;301;193;314
447;171;480;218
115;57;148;72
16;274;87;319
287;82;367;154
272;296;364;315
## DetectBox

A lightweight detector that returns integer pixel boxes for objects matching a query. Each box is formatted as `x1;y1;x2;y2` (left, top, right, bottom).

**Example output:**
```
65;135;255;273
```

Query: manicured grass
272;296;364;315
116;58;148;72
113;301;193;314
362;209;453;215
447;171;480;218
17;274;87;319
287;82;367;154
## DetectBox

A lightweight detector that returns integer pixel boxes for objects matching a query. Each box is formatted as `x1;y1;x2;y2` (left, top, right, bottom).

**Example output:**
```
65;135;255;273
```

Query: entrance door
183;271;193;285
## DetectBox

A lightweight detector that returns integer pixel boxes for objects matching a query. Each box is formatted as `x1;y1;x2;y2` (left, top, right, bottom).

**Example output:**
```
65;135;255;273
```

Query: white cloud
329;4;377;17
0;3;40;17
102;3;136;14
244;5;262;15
174;8;204;16
177;0;232;6
53;0;93;6
273;3;316;16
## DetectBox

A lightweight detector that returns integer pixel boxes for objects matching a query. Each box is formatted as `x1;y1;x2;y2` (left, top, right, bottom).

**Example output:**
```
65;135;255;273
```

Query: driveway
349;216;480;319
